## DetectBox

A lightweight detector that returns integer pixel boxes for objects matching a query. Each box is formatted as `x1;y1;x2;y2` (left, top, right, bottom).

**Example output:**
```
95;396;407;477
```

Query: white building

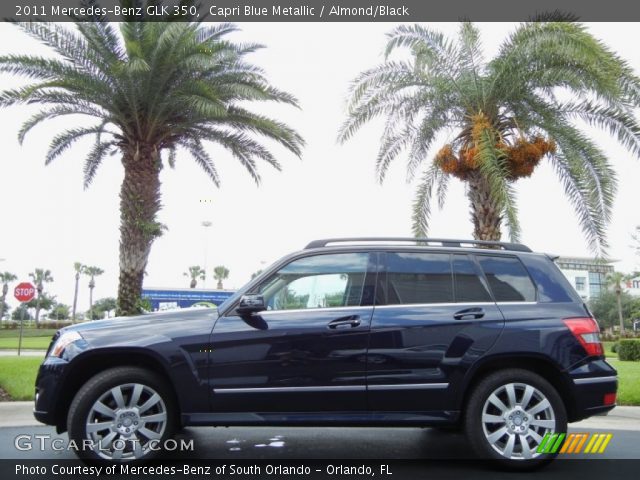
622;276;640;297
556;257;614;301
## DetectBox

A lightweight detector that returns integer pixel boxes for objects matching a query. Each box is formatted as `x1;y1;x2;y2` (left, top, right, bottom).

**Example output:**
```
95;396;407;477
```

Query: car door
209;251;376;414
366;251;505;414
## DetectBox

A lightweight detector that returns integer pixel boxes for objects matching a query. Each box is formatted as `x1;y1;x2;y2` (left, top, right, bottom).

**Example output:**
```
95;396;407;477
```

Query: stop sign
14;282;36;303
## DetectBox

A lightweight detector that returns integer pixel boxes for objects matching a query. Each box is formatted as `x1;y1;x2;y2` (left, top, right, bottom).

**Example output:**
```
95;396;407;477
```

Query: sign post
14;282;36;356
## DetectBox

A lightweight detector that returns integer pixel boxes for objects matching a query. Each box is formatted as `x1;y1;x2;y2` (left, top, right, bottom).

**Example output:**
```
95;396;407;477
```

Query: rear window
477;255;536;302
386;252;453;304
519;255;576;303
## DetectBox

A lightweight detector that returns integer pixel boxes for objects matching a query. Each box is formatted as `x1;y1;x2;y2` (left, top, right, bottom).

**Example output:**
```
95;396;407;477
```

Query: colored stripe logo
537;433;612;454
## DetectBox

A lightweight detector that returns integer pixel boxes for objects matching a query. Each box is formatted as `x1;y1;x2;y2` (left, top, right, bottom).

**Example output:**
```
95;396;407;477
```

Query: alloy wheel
481;382;556;460
85;383;167;461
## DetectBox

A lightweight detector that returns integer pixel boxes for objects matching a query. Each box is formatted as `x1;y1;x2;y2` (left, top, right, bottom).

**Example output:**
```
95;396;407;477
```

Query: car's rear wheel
67;367;177;463
464;368;567;469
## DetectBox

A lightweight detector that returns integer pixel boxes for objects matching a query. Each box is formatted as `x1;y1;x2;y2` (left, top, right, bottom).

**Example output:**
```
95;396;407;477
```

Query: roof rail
304;237;532;252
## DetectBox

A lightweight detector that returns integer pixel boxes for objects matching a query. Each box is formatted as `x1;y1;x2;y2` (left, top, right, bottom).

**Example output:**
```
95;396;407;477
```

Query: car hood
62;307;218;337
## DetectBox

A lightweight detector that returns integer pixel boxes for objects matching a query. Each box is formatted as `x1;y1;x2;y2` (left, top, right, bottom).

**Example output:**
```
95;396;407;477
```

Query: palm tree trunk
467;171;502;241
89;286;94;319
0;292;6;321
116;143;162;316
217;280;223;290
72;273;79;323
0;284;7;321
35;289;42;328
616;290;625;333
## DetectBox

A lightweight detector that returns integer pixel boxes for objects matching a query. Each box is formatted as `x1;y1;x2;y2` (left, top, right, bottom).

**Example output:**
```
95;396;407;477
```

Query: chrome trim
573;376;617;385
213;385;366;394
246;301;539;315
374;302;495;309
259;305;369;315
213;382;450;393
368;383;449;391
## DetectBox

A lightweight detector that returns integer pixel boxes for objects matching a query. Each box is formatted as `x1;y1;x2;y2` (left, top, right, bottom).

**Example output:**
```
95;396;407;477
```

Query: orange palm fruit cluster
434;135;556;180
504;136;556;179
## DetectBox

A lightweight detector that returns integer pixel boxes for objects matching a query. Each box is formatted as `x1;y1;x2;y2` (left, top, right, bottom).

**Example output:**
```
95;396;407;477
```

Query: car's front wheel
464;368;567;469
67;366;177;463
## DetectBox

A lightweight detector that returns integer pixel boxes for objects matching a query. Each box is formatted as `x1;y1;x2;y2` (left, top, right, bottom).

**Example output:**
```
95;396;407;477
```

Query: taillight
563;317;604;357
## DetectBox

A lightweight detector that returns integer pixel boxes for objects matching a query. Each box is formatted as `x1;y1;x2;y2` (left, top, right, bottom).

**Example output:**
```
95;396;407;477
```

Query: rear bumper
568;360;617;422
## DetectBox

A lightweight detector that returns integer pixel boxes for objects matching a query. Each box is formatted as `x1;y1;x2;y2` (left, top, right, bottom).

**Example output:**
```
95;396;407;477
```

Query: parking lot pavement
0;424;638;460
0;404;638;461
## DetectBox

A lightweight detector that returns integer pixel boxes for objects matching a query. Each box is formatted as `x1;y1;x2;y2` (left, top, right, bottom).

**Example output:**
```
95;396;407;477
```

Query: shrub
601;331;618;342
618;339;640;361
612;342;619;353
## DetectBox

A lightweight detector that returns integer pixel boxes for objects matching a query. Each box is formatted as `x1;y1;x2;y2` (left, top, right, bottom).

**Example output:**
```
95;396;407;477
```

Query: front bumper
33;356;69;427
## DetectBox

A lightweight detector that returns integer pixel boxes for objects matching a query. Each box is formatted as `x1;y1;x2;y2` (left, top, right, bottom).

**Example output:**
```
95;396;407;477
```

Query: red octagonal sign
14;282;36;303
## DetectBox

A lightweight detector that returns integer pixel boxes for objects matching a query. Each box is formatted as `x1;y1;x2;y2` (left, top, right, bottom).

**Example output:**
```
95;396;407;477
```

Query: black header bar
4;0;640;22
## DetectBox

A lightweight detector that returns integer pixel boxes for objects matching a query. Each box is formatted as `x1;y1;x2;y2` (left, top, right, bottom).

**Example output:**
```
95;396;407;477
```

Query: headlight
49;331;83;358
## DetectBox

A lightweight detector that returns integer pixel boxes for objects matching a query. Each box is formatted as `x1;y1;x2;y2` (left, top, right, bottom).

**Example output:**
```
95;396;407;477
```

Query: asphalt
0;405;637;480
0;403;638;460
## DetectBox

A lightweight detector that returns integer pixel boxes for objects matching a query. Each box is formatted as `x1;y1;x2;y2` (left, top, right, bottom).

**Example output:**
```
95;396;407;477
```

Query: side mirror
237;294;266;315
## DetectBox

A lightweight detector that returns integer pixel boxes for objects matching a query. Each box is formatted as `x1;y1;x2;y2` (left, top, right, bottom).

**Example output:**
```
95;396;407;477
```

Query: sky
0;22;639;314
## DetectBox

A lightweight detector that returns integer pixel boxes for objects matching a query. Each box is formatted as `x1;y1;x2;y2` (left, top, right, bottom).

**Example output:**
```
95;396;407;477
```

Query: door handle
453;307;485;320
327;315;361;329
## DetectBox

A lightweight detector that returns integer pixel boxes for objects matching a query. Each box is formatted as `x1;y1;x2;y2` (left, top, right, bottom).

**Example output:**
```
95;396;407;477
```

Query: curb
0;402;39;427
0;350;45;357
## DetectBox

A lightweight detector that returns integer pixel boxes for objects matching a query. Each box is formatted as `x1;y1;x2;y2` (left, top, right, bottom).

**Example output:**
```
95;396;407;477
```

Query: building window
575;277;586;291
589;272;605;297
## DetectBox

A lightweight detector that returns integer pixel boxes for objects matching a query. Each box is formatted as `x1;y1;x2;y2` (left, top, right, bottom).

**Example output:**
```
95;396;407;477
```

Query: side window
477;256;536;302
257;253;368;310
453;254;492;302
386;252;453;304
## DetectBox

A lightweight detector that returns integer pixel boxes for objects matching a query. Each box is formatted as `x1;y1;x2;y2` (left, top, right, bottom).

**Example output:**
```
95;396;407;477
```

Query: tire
67;367;177;463
464;368;567;470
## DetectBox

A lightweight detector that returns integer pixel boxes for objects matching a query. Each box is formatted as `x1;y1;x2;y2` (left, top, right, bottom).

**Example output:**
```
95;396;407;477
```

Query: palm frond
411;162;445;237
83;140;117;188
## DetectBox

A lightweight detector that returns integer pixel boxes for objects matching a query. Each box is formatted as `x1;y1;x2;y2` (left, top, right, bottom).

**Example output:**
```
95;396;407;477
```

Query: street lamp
201;221;213;288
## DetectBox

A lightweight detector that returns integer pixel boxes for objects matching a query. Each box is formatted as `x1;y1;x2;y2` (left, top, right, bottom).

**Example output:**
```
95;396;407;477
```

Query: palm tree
251;269;263;280
184;266;205;289
0;272;17;321
606;272;628;333
84;266;104;318
71;262;86;323
0;15;303;316
26;293;56;320
213;266;230;290
28;269;53;327
339;21;640;252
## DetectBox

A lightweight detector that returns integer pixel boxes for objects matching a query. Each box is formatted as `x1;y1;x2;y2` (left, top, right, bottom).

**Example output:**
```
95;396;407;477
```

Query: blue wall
141;289;235;310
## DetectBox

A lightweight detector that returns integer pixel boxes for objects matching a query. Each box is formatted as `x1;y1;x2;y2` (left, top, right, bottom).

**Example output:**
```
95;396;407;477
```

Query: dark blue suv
34;238;617;468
